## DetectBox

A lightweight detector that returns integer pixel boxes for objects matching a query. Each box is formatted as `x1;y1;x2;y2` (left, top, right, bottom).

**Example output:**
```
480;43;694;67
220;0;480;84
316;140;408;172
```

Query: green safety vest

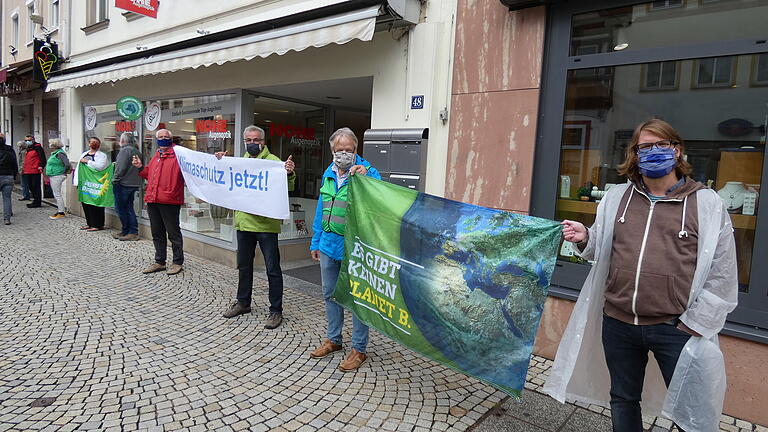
320;177;349;235
45;149;67;176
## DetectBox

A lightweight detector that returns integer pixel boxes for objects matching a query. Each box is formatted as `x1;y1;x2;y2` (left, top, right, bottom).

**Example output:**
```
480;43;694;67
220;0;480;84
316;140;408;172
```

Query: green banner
77;164;115;207
334;175;561;397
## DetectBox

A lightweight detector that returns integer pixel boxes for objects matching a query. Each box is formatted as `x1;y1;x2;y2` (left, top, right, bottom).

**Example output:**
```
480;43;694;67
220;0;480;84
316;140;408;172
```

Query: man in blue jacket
309;127;380;372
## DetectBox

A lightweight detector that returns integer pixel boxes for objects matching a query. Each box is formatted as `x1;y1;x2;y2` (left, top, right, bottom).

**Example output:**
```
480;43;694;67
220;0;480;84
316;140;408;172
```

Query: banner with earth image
77;164;115;208
333;175;562;397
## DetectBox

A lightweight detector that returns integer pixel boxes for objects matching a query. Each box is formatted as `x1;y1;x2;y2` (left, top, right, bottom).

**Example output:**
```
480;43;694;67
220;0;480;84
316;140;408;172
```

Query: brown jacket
585;177;706;325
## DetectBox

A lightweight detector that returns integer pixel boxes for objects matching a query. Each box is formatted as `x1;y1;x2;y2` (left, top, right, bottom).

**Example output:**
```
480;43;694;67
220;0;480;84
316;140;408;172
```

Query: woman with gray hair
112;132;142;241
45;138;71;220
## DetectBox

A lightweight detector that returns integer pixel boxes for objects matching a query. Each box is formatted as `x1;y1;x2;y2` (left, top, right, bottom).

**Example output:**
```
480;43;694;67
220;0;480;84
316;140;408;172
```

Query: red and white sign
115;0;159;19
269;123;316;140
196;119;231;139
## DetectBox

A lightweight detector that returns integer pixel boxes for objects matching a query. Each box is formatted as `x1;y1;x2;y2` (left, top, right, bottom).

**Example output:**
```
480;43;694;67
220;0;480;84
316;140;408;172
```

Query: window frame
50;0;60;31
648;0;685;11
640;60;680;91
691;56;737;88
26;0;35;44
750;53;768;87
11;10;20;51
533;0;768;334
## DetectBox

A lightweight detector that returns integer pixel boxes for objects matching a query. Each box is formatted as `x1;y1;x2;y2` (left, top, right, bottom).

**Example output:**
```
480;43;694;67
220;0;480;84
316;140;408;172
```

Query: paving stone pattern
0;201;764;432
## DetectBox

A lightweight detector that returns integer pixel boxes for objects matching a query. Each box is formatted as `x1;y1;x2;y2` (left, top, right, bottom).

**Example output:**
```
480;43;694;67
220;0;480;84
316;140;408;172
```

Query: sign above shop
117;96;144;121
196;119;232;139
145;101;161;131
84;106;98;131
116;121;136;132
115;0;159;18
411;95;424;110
33;39;59;83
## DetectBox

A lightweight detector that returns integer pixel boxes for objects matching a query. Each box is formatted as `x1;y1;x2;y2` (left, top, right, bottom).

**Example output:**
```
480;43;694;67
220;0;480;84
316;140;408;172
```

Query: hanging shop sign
116;121;137;132
84;106;98;131
144;101;161;131
116;96;144;121
115;0;159;18
33;39;60;83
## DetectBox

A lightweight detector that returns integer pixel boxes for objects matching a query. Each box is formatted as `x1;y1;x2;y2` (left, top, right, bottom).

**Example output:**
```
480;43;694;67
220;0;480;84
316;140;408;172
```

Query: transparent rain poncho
543;182;738;432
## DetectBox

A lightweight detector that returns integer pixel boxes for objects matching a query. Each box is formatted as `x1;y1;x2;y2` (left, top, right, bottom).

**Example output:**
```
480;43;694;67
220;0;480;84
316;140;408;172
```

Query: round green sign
116;96;144;121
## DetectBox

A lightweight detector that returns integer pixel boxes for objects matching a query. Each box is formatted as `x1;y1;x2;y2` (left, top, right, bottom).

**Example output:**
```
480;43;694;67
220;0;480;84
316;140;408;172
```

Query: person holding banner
545;119;737;432
309;127;381;372
216;125;296;329
74;137;109;231
45;138;71;220
112;132;142;241
132;129;185;276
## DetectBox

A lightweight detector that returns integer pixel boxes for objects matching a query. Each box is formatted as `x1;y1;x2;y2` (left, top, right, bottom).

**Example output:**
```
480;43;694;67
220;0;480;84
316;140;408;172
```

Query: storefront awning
46;6;380;91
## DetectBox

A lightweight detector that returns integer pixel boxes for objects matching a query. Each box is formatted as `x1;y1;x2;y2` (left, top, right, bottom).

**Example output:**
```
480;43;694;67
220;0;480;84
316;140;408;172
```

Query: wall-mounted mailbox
363;128;428;191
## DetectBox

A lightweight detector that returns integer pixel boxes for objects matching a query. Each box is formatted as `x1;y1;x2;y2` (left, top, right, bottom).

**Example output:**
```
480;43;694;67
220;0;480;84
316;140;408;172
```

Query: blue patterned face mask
638;147;676;178
157;138;172;147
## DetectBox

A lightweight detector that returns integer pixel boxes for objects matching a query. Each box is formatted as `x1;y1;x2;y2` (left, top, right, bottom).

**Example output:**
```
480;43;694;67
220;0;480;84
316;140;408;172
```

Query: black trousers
236;230;283;313
24;173;41;205
147;203;184;265
81;203;105;229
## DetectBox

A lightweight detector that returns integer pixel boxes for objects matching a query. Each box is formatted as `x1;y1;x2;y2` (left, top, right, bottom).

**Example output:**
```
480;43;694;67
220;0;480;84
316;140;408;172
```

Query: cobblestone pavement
0;199;765;432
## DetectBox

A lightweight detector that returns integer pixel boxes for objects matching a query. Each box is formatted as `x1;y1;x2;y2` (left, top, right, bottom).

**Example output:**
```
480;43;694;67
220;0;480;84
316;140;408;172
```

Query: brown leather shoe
142;263;166;274
309;339;342;359
338;348;367;372
166;264;183;275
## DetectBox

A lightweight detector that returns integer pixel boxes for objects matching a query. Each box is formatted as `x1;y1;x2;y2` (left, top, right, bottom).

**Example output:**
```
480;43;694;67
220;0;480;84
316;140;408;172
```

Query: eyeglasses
244;138;264;144
637;140;678;151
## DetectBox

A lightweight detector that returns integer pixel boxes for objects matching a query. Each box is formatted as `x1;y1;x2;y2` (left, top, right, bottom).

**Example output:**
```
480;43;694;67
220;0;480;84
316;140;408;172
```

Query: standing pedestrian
21;135;46;208
45;138;71;220
74;137;109;231
17;140;30;201
217;125;296;329
112;132;142;241
132;129;185;275
0;134;18;225
544;119;738;432
309;127;381;372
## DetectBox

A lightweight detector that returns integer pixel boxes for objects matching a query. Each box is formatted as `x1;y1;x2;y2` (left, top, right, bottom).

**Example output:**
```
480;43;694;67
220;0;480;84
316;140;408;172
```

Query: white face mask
333;151;355;171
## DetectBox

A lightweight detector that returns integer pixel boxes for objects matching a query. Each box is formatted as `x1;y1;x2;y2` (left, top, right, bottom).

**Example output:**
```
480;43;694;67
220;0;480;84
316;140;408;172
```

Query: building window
752;53;768;86
88;0;108;25
693;56;736;88
649;0;684;10
641;61;679;91
50;0;60;29
11;13;19;51
27;2;35;42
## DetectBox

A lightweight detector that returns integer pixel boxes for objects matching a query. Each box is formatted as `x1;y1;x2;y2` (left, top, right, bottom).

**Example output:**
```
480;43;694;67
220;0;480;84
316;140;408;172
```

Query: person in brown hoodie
559;119;737;431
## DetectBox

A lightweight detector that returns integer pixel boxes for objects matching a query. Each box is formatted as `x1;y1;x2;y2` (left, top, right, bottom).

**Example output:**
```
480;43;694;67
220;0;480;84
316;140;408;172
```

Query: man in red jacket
22;134;46;208
132;129;185;275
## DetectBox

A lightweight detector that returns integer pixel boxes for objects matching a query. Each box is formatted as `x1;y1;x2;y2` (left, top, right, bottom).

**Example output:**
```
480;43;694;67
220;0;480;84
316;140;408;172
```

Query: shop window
752;53;768;86
141;94;237;241
251;95;328;241
649;0;684;10
693;56;736;88
556;54;766;295
641;61;679;91
570;1;768;55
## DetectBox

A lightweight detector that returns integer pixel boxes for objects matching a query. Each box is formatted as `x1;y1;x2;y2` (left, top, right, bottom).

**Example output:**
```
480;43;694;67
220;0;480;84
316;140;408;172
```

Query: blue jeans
113;184;138;235
0;175;13;220
602;315;690;432
320;252;369;353
20;173;30;199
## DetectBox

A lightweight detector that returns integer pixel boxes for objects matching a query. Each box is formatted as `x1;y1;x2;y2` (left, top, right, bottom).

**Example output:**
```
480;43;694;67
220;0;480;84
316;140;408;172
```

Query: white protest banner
173;145;290;220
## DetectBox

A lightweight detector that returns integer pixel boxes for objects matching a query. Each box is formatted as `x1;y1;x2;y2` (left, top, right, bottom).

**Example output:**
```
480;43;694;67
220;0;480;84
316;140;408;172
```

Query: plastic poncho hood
543;182;738;432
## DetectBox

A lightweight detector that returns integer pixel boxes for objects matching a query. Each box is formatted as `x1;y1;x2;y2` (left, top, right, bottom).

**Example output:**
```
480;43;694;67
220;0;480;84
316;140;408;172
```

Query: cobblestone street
0;199;764;432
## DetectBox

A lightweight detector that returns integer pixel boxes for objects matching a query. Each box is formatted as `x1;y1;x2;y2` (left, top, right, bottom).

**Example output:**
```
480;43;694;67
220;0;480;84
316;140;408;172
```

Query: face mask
637;147;677;178
25;140;32;146
333;151;355;171
157;138;172;147
246;143;262;156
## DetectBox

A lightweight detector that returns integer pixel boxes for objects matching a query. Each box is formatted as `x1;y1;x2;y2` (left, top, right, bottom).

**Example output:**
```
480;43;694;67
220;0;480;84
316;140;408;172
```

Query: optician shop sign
196;119;232;139
115;0;159;18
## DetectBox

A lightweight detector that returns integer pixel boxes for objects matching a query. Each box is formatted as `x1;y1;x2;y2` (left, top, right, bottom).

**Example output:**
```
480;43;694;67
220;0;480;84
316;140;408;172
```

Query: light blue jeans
0;175;13;221
320;252;369;353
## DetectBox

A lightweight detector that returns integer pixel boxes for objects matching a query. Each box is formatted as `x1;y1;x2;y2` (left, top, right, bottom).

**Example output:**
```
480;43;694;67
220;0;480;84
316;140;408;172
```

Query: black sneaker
264;312;283;329
222;302;251;318
26;203;41;208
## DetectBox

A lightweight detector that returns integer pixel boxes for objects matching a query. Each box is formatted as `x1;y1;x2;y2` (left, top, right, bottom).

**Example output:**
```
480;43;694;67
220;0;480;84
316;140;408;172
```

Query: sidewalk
0;196;763;432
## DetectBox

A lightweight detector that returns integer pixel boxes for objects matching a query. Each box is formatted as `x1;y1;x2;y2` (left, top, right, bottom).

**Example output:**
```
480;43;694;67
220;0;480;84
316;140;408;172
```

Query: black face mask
246;143;261;156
